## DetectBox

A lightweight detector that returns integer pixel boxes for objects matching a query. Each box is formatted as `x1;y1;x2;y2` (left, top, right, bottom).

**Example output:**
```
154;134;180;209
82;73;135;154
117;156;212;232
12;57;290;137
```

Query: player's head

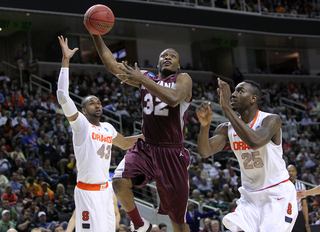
81;95;102;119
157;48;180;76
231;79;261;113
287;164;297;182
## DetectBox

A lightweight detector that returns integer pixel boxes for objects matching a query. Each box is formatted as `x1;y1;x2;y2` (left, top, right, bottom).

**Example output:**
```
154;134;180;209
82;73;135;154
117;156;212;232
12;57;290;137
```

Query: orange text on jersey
92;132;113;143
233;141;251;150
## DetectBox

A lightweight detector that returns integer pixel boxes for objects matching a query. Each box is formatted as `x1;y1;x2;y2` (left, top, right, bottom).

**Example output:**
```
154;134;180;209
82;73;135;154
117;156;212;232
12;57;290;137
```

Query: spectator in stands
37;211;57;231
211;177;222;193
210;219;221;232
1;184;18;206
0;209;15;230
26;177;41;197
198;178;212;194
0;171;9;194
219;184;235;204
209;161;221;179
37;182;54;201
17;185;32;205
8;172;22;193
40;192;51;212
10;146;26;162
199;217;211;232
22;127;39;156
16;209;36;232
186;202;217;232
41;159;68;191
0;199;18;223
48;145;69;175
22;195;44;216
55;195;73;215
192;168;203;186
0;150;11;178
54;184;68;204
191;189;204;205
45;201;59;225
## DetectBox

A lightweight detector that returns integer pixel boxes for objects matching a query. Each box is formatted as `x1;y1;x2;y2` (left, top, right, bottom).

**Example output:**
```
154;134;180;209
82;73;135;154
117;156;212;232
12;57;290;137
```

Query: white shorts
223;180;298;232
74;182;115;232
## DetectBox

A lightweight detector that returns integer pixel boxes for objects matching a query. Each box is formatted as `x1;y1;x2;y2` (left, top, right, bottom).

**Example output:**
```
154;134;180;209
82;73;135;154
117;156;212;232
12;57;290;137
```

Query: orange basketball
84;4;114;35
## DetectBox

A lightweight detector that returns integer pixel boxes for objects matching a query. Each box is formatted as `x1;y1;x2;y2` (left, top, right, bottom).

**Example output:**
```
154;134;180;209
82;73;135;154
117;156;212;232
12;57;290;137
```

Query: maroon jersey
141;72;190;144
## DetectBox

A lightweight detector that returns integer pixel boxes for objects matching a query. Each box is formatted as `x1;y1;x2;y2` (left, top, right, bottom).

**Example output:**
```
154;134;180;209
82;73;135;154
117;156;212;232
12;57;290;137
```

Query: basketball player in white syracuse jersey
197;78;297;232
56;36;143;232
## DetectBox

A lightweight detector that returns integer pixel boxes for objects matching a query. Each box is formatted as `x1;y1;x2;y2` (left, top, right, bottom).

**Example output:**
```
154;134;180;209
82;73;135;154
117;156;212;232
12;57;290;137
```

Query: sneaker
130;218;152;232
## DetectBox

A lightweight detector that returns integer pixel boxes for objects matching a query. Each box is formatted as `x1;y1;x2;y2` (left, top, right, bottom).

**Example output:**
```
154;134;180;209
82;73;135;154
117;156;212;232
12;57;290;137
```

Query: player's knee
112;178;127;193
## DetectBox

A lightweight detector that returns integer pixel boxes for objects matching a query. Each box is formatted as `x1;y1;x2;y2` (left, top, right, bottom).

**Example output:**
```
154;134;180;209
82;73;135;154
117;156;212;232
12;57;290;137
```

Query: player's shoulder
215;122;229;133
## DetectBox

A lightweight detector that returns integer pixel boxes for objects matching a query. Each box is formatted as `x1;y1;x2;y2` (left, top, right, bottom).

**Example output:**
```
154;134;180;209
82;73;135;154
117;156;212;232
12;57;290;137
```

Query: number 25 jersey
228;110;289;191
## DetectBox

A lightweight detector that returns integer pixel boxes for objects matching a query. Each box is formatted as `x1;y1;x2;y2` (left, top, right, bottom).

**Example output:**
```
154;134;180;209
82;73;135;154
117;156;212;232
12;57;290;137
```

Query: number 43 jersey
141;72;190;144
228;110;289;192
71;113;117;184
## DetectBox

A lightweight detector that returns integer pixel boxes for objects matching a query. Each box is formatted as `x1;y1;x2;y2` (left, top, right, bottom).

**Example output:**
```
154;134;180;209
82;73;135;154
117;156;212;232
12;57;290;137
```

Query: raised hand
217;77;231;108
196;101;213;127
117;62;144;85
58;35;79;60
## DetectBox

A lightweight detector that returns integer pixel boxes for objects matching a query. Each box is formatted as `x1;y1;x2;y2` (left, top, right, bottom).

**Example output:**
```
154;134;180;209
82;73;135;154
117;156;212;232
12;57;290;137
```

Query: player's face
83;97;102;118
230;82;254;112
158;49;180;75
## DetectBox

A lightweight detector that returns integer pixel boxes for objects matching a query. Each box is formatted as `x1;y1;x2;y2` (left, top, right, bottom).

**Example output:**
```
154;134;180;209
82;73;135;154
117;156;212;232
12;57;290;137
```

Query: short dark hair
243;80;262;104
81;95;96;108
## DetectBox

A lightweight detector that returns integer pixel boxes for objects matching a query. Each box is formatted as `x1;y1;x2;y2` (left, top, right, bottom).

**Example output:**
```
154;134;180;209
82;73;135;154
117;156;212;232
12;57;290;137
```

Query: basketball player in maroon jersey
90;34;192;232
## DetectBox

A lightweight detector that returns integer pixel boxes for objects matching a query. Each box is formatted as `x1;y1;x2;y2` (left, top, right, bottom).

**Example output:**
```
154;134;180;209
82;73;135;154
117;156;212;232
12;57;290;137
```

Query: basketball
84;4;114;35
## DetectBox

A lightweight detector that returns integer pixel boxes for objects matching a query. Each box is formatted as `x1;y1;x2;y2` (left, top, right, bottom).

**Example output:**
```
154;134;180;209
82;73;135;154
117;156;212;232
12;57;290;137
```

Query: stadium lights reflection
26;13;30;16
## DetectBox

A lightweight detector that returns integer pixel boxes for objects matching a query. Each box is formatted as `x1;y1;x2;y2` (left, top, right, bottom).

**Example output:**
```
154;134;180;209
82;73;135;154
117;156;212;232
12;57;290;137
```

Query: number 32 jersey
228;110;289;192
141;72;190;144
71;113;117;184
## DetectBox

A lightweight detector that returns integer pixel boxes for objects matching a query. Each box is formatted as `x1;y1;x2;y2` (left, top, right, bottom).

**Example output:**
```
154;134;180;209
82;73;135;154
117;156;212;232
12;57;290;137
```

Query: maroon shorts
114;138;190;224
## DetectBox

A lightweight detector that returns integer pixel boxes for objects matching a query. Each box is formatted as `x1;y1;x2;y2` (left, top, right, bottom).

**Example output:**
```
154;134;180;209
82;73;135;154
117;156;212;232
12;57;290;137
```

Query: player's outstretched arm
56;36;79;122
297;185;320;199
91;35;140;88
196;101;228;158
113;133;144;151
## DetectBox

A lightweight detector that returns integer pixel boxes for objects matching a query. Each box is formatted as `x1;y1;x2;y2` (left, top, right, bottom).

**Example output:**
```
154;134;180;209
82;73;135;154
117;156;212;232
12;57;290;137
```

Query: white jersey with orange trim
228;110;289;191
70;113;117;184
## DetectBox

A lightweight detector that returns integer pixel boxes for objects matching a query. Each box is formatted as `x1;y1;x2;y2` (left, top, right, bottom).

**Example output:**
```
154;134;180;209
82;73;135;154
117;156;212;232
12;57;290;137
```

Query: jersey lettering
97;144;111;160
91;132;112;143
233;141;251;150
241;151;264;169
143;93;169;116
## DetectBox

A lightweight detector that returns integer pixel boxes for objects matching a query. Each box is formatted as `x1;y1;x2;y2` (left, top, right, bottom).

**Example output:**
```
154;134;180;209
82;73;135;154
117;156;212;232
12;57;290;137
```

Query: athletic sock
126;206;144;228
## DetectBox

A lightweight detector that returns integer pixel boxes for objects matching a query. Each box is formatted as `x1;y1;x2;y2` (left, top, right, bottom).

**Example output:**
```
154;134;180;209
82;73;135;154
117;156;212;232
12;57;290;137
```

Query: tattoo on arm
261;115;281;134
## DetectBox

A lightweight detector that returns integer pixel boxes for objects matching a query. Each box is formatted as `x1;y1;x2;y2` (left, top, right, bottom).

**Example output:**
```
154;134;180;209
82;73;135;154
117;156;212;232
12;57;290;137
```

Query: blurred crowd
1;64;320;231
147;0;320;18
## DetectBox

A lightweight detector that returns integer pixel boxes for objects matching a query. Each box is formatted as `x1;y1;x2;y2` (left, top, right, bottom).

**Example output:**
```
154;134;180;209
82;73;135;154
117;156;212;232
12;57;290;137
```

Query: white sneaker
130;218;152;232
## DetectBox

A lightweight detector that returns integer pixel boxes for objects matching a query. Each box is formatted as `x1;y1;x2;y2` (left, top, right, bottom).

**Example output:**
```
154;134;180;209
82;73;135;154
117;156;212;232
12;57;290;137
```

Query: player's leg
259;181;298;232
155;147;190;232
113;141;153;232
112;177;135;211
170;220;190;232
